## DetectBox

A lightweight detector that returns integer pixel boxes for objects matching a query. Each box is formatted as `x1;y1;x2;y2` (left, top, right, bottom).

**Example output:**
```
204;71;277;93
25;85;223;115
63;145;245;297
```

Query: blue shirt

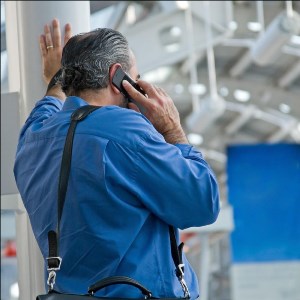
14;96;220;299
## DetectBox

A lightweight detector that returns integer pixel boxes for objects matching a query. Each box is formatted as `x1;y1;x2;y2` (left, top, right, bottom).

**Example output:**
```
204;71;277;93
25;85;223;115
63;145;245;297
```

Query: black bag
36;106;190;300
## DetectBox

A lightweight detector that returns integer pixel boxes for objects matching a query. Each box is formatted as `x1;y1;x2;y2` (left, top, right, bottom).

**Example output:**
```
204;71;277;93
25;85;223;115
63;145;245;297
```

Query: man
14;19;220;299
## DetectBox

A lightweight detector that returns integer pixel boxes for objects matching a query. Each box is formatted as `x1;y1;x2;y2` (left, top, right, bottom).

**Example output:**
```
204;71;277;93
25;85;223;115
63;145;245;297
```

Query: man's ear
109;63;122;95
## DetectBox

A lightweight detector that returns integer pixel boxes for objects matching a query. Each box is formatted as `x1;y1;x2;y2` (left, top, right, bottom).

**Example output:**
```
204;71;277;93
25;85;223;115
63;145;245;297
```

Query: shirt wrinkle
153;224;168;296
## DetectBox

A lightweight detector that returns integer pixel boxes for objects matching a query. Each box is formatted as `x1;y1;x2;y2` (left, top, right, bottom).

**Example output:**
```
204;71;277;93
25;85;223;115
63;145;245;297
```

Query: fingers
39;35;47;57
123;80;148;106
137;79;159;98
156;86;168;97
44;24;53;47
123;79;171;110
52;18;61;48
43;19;72;50
64;23;72;45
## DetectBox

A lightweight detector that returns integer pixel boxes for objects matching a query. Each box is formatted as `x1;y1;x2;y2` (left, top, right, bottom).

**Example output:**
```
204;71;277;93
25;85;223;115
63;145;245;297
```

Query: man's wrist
46;69;62;92
45;69;66;101
163;126;189;144
45;84;66;101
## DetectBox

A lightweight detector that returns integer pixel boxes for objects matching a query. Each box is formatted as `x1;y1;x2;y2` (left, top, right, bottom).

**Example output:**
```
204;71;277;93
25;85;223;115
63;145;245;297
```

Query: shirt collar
62;96;89;111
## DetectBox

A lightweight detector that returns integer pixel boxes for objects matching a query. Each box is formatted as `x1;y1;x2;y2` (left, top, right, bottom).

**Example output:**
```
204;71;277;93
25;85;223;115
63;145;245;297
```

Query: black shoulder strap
47;105;100;273
57;105;101;232
46;105;190;298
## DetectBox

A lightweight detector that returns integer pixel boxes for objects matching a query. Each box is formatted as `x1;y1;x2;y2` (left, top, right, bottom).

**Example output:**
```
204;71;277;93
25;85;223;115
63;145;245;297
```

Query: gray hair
61;28;132;96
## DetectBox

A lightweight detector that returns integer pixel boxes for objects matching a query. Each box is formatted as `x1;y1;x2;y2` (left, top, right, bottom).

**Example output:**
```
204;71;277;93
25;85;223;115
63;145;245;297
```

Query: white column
15;0;91;124
4;2;90;299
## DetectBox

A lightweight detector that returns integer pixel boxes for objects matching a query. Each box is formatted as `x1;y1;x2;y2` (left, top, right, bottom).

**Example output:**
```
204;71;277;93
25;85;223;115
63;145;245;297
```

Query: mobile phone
112;66;146;112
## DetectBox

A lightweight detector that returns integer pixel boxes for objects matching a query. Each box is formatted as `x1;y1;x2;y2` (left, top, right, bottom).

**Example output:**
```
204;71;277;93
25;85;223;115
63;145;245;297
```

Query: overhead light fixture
174;84;184;94
279;103;291;114
185;95;226;133
126;4;136;25
228;21;238;31
219;87;229;97
159;25;182;53
188;83;206;96
251;11;300;66
233;89;251;102
164;44;180;53
187;133;204;146
247;22;262;32
170;26;182;37
290;35;300;45
142;67;172;83
176;1;189;10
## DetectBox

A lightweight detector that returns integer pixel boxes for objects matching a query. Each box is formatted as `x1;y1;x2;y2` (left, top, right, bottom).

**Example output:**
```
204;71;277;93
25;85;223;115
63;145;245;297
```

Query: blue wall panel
227;144;300;262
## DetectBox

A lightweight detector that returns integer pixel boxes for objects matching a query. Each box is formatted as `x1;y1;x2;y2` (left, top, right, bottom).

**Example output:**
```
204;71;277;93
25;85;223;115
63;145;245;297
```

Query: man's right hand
39;19;72;85
123;80;188;145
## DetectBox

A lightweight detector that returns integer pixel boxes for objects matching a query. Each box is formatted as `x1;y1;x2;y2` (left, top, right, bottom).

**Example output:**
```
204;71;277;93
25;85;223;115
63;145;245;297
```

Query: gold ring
47;45;54;49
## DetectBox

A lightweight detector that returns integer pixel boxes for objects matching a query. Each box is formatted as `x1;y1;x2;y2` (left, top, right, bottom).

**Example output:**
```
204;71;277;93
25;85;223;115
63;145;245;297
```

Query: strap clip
179;277;190;299
47;270;56;291
176;263;185;277
176;263;190;298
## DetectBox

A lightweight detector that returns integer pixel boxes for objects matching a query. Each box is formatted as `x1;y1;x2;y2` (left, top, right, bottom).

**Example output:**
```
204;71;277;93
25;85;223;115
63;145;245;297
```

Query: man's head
61;28;136;101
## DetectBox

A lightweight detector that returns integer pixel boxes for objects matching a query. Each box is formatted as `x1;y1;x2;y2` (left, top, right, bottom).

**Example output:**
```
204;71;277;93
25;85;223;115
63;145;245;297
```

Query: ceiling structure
89;1;300;198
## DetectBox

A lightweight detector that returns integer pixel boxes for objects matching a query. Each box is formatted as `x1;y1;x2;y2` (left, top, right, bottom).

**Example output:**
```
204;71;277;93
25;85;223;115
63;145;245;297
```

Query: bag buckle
46;256;62;271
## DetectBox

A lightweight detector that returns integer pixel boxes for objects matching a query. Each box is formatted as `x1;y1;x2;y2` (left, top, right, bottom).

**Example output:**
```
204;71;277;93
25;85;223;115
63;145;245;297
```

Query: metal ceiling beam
268;119;298;142
90;1;120;13
224;101;298;139
201;148;227;164
139;1;157;9
224;102;287;132
225;104;256;134
122;3;231;73
222;38;254;48
109;2;129;30
253;109;287;127
278;60;300;88
290;125;300;142
229;49;252;77
180;51;205;75
282;45;300;57
209;76;299;115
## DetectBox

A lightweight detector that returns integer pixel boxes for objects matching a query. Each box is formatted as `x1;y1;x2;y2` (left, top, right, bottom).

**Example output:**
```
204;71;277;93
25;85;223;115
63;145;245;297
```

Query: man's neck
77;88;119;107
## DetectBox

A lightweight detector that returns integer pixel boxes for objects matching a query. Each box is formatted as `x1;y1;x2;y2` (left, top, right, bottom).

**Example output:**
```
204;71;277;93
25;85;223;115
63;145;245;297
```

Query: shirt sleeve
17;96;63;150
132;132;220;230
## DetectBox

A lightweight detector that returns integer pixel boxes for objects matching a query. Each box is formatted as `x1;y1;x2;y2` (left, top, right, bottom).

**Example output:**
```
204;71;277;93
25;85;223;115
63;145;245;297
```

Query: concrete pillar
15;0;90;124
4;2;90;299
